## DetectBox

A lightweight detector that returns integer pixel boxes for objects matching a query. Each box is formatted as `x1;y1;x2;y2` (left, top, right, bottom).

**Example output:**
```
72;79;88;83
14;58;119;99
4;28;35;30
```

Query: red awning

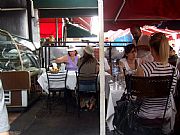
39;18;63;38
104;0;180;31
141;26;180;40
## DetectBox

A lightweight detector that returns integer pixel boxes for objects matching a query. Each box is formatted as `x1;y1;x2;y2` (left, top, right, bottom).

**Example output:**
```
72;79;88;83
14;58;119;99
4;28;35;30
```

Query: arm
136;66;144;76
0;132;9;135
118;61;125;70
55;55;68;63
104;58;111;74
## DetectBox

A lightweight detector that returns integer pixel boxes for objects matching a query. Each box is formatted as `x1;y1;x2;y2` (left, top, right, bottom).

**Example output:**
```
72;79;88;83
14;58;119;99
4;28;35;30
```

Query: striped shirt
138;62;179;119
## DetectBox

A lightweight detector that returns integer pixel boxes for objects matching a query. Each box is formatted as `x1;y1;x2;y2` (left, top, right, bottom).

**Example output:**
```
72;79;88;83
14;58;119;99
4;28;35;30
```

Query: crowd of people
1;25;180;134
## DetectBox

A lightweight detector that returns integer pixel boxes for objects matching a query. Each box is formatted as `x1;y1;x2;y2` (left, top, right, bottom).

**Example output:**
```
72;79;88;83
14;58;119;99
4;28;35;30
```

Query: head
49;35;55;42
123;44;137;60
149;32;169;64
84;45;94;56
82;45;94;63
169;46;175;57
130;26;142;41
67;46;78;57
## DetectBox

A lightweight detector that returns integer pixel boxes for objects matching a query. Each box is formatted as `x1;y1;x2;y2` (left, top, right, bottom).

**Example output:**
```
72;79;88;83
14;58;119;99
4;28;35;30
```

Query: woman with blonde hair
136;32;179;134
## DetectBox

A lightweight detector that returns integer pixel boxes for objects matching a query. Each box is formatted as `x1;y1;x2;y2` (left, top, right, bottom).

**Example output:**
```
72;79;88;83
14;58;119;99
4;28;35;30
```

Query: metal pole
98;0;105;135
56;18;59;46
26;0;33;42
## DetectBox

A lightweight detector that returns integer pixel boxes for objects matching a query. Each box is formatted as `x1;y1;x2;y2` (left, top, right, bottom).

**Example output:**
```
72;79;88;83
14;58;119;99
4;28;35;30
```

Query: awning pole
98;0;105;135
55;18;59;46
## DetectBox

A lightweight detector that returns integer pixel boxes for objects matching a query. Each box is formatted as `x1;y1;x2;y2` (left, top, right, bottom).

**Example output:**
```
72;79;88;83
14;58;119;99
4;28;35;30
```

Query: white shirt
132;34;154;62
120;58;141;74
132;34;150;46
104;58;110;72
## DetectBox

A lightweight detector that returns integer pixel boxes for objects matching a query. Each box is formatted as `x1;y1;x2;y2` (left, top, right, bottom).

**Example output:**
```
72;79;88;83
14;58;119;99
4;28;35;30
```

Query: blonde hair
150;33;169;65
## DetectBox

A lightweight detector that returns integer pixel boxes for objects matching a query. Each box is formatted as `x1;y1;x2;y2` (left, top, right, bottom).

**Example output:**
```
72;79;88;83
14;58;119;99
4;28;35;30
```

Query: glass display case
0;29;41;109
0;29;40;73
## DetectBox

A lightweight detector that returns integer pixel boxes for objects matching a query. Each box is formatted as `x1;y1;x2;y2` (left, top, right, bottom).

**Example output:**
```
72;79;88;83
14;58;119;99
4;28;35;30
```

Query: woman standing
56;46;79;71
0;80;10;135
136;32;179;134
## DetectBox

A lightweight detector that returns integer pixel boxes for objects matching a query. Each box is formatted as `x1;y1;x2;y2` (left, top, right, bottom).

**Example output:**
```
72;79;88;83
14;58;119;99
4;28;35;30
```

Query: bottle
112;59;119;76
61;63;65;72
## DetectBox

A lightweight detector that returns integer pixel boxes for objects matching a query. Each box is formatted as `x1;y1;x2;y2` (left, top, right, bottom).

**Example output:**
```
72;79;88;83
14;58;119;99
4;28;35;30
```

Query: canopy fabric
71;17;91;31
35;0;180;31
141;26;180;40
39;18;62;38
66;23;96;38
104;0;180;31
33;0;98;17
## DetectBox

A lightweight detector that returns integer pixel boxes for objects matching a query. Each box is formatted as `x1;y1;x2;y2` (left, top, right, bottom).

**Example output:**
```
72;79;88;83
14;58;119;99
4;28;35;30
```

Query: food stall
0;29;41;110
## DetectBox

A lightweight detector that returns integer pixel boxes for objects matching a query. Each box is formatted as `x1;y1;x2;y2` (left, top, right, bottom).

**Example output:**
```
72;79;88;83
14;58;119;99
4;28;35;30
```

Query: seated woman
78;45;99;90
119;44;142;75
0;80;10;135
77;45;99;110
55;46;79;71
136;32;179;134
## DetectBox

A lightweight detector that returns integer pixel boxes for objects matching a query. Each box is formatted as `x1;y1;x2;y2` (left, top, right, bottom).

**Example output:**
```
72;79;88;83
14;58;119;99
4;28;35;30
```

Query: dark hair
123;44;136;58
130;25;141;32
169;46;173;51
68;50;78;56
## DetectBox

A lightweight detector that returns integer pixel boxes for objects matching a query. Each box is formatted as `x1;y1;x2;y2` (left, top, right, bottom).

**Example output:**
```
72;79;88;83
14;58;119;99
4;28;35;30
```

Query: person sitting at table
136;32;179;134
55;45;79;71
77;45;99;110
0;80;10;135
94;47;111;74
119;44;142;75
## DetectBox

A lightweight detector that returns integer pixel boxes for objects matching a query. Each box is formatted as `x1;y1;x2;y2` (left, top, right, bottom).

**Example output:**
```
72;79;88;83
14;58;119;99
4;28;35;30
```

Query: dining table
37;70;77;94
106;81;126;131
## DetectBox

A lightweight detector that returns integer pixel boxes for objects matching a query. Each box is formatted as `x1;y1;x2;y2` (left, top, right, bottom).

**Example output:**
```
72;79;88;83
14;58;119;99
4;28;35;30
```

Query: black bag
113;92;139;134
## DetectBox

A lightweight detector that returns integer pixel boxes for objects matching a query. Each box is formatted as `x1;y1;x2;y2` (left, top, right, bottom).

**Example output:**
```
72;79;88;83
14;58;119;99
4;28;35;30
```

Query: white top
132;34;150;46
132;34;154;63
120;58;141;74
0;80;10;133
104;58;110;72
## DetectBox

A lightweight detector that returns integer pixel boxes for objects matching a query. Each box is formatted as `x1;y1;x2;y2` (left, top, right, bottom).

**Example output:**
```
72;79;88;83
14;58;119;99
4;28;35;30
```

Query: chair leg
64;90;68;112
47;92;52;113
78;93;80;118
